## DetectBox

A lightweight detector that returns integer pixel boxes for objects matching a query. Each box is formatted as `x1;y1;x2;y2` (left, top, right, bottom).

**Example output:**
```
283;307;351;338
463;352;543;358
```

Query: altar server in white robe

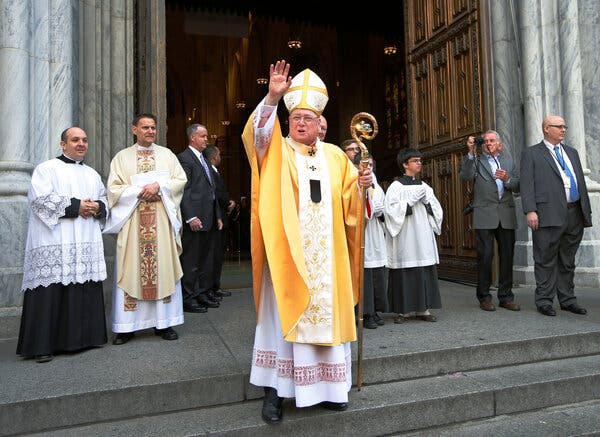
17;127;108;363
385;148;443;324
242;60;372;424
352;153;388;329
104;113;187;345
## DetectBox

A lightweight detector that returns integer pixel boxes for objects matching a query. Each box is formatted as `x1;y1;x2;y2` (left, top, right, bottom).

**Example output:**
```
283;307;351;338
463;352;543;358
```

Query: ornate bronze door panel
406;0;490;283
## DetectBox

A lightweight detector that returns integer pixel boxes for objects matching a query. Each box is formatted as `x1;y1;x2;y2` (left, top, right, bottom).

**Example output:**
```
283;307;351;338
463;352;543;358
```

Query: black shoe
112;332;135;345
373;312;385;326
206;290;222;302
35;354;53;363
183;301;208;313
197;293;220;308
154;327;178;340
537;305;556;316
261;387;283;424
561;303;587;315
213;288;232;297
363;314;378;329
320;401;348;411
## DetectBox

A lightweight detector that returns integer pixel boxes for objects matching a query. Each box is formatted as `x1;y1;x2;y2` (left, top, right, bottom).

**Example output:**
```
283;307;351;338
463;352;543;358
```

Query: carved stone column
0;1;74;306
0;0;135;308
136;0;167;147
501;0;600;287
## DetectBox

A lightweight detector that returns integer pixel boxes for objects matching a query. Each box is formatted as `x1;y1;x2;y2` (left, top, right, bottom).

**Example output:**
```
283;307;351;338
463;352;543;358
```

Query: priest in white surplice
241;60;373;424
17;127;108;363
105;113;187;345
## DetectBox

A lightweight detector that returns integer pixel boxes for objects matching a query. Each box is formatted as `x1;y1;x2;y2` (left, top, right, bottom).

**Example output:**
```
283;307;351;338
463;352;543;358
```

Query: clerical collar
135;143;155;150
286;137;318;157
398;174;422;185
57;154;83;165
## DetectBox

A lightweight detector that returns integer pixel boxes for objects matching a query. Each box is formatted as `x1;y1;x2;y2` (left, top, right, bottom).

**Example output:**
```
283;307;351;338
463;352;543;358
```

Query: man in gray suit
460;130;520;311
520;115;592;316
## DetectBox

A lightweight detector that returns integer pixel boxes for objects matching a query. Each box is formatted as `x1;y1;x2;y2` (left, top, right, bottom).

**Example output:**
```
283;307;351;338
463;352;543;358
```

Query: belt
567;201;580;209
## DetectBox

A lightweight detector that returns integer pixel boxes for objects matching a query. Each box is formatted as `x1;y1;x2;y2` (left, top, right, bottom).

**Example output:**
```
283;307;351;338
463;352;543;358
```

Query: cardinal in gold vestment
243;61;373;423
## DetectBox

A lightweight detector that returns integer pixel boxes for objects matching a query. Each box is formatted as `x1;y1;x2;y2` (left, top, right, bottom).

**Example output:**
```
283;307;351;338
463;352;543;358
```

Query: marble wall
491;0;600;287
0;1;134;307
579;0;600;183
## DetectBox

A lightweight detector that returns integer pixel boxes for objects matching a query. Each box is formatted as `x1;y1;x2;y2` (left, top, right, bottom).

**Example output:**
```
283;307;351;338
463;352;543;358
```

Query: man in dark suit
177;124;222;313
204;145;234;299
520;115;592;316
460;130;520;312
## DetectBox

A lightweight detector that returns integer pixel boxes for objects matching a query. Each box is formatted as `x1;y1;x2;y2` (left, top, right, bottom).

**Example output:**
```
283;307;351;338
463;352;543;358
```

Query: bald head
542;115;567;145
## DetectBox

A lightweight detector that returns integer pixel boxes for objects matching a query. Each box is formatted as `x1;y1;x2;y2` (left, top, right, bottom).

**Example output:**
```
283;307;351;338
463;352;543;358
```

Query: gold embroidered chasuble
107;144;187;301
242;117;362;346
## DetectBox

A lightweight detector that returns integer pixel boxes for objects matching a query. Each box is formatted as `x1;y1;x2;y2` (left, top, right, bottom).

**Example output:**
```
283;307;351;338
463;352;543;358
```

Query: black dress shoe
213;288;232;297
373;312;385;326
35;354;53;363
261;387;283;424
320;401;348;411
363;314;378;329
561;303;587;315
183;301;208;313
206;290;222;302
197;293;220;308
112;332;135;345
537;305;556;316
154;327;178;340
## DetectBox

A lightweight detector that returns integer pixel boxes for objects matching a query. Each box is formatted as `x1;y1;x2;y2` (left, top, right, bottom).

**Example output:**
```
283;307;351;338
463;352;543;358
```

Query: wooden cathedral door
405;0;491;283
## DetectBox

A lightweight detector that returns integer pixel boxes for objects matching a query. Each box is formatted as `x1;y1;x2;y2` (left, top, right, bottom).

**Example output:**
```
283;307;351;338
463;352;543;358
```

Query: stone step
401;399;600;437
4;329;600;436
5;281;600;436
28;354;600;436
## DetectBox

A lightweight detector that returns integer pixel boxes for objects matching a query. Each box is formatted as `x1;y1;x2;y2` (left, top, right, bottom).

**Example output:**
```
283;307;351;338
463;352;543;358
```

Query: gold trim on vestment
137;149;159;300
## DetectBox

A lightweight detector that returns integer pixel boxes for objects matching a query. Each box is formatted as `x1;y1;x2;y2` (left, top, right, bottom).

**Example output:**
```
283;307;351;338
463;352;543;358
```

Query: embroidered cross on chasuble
124;149;170;311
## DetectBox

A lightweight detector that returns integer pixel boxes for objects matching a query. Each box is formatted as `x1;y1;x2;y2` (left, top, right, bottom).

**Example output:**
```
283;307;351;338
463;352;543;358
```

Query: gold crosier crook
349;112;378;391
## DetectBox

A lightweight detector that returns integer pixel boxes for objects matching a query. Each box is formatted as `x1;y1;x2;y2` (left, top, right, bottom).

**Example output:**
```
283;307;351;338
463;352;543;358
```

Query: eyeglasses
548;124;568;130
345;147;360;152
290;115;318;124
408;158;423;163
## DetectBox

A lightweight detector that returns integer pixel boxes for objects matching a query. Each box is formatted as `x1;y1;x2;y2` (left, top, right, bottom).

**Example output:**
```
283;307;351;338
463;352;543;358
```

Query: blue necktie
553;146;579;202
491;156;504;199
199;154;215;199
199;154;213;186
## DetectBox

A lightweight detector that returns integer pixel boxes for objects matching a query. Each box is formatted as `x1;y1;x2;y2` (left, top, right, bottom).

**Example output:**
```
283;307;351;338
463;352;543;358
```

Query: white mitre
283;68;329;115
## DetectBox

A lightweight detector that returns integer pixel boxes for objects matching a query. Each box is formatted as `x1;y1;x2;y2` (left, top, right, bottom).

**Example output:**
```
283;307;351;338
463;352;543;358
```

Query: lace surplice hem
22;241;107;291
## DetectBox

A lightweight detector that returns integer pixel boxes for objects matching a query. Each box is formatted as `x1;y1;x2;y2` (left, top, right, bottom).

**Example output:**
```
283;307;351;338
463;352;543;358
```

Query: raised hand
265;60;292;105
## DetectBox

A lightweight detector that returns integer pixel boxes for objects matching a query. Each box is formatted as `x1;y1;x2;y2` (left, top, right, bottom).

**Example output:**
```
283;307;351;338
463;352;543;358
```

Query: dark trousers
180;224;218;305
211;229;224;291
532;205;584;308
363;266;388;315
476;225;515;303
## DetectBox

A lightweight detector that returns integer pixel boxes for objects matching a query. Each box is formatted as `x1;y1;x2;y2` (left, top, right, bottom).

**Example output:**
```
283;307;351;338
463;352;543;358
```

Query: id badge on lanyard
560;170;571;189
